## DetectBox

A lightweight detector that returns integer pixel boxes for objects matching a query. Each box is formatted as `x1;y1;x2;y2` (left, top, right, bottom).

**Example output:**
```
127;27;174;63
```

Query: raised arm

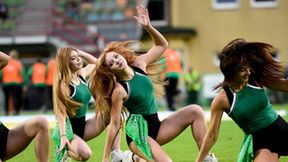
78;49;97;78
102;84;126;162
196;91;227;162
134;4;168;68
0;51;10;69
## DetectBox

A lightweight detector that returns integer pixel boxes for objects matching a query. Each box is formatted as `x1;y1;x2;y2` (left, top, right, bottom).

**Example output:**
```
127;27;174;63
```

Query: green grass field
9;117;288;162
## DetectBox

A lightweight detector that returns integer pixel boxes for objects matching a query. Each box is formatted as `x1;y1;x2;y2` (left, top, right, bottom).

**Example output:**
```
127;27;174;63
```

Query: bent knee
33;116;49;130
80;149;92;161
186;104;205;118
254;149;278;162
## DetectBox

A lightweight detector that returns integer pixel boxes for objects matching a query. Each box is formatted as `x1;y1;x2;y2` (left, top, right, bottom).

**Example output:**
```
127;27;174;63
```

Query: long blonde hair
53;47;81;117
89;41;165;126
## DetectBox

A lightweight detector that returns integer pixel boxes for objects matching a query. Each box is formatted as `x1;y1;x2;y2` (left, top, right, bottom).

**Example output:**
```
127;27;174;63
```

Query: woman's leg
4;116;50;162
67;135;92;161
83;114;106;141
156;104;207;149
83;114;123;149
129;137;172;162
254;149;279;162
66;115;104;161
69;115;123;161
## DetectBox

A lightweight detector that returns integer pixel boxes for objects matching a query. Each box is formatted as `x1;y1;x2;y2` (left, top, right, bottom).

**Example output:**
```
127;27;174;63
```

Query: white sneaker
111;149;124;162
122;150;133;162
203;153;218;162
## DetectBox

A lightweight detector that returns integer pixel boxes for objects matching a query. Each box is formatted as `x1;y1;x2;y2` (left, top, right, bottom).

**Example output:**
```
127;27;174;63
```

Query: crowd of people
0;50;55;115
0;0;9;25
0;2;287;162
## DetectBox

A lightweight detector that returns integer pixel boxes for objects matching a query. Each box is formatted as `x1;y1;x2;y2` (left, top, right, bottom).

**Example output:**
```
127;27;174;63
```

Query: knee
78;148;92;161
34;116;49;131
186;104;205;119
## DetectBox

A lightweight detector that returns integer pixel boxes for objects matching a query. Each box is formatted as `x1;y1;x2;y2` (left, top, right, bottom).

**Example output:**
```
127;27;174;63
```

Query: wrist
144;25;153;30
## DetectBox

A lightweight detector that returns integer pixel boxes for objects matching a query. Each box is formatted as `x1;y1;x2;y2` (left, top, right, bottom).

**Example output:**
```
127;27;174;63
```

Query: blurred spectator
0;0;8;24
27;57;47;111
80;0;93;20
65;0;79;20
183;66;202;105
161;48;183;111
45;54;56;110
0;50;25;115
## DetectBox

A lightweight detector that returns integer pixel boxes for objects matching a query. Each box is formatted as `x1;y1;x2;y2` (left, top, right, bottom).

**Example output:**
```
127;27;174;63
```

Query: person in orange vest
0;50;50;162
162;48;183;111
27;57;47;111
0;50;25;115
45;53;55;110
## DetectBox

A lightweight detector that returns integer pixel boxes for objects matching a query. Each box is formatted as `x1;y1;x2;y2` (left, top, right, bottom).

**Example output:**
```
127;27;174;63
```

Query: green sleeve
22;67;28;85
0;70;2;81
27;66;33;78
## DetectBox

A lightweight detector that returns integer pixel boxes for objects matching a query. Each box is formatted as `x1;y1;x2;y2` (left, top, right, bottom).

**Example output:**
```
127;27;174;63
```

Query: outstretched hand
133;4;151;28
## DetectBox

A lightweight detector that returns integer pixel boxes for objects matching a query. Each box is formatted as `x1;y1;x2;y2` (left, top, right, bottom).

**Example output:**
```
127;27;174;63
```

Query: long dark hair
215;38;284;89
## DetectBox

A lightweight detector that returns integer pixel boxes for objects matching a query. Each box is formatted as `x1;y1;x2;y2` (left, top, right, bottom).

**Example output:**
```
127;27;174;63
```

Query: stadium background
0;0;288;161
1;0;288;106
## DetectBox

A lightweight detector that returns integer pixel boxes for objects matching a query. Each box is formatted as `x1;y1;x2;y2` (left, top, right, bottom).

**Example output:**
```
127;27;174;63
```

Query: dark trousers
46;86;53;110
186;90;199;105
164;77;179;111
2;85;23;115
29;86;46;110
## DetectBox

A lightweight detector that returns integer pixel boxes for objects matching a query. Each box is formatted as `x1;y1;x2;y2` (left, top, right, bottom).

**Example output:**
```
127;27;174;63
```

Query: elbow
0;61;8;69
159;40;168;53
3;60;8;66
163;40;169;49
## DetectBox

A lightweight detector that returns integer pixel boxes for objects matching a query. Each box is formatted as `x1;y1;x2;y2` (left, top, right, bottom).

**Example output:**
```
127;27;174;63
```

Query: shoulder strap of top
223;86;233;105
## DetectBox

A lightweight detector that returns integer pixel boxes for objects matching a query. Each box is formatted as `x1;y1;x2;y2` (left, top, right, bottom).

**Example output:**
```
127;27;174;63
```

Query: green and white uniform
52;76;92;162
121;67;160;160
228;84;277;134
122;70;158;115
227;84;279;161
70;77;92;117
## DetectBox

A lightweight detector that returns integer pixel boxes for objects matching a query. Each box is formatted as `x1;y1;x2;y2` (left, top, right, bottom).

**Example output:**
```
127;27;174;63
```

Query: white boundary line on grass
1;110;287;128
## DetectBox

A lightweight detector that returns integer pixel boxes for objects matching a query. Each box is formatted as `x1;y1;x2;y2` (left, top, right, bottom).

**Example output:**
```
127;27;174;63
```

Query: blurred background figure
45;53;56;111
161;48;183;111
27;57;47;112
183;66;202;105
0;0;8;25
80;0;93;21
65;0;79;20
0;50;25;115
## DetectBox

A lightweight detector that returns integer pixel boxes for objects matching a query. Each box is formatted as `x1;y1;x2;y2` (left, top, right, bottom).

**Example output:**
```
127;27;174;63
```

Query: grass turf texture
8;119;288;162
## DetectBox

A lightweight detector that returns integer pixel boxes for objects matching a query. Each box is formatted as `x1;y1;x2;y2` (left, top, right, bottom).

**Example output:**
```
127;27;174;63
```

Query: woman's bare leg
254;149;279;162
67;135;92;161
83;115;106;141
83;115;122;149
67;115;123;160
127;105;206;161
4;116;50;162
67;115;104;161
129;137;171;162
157;104;207;149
